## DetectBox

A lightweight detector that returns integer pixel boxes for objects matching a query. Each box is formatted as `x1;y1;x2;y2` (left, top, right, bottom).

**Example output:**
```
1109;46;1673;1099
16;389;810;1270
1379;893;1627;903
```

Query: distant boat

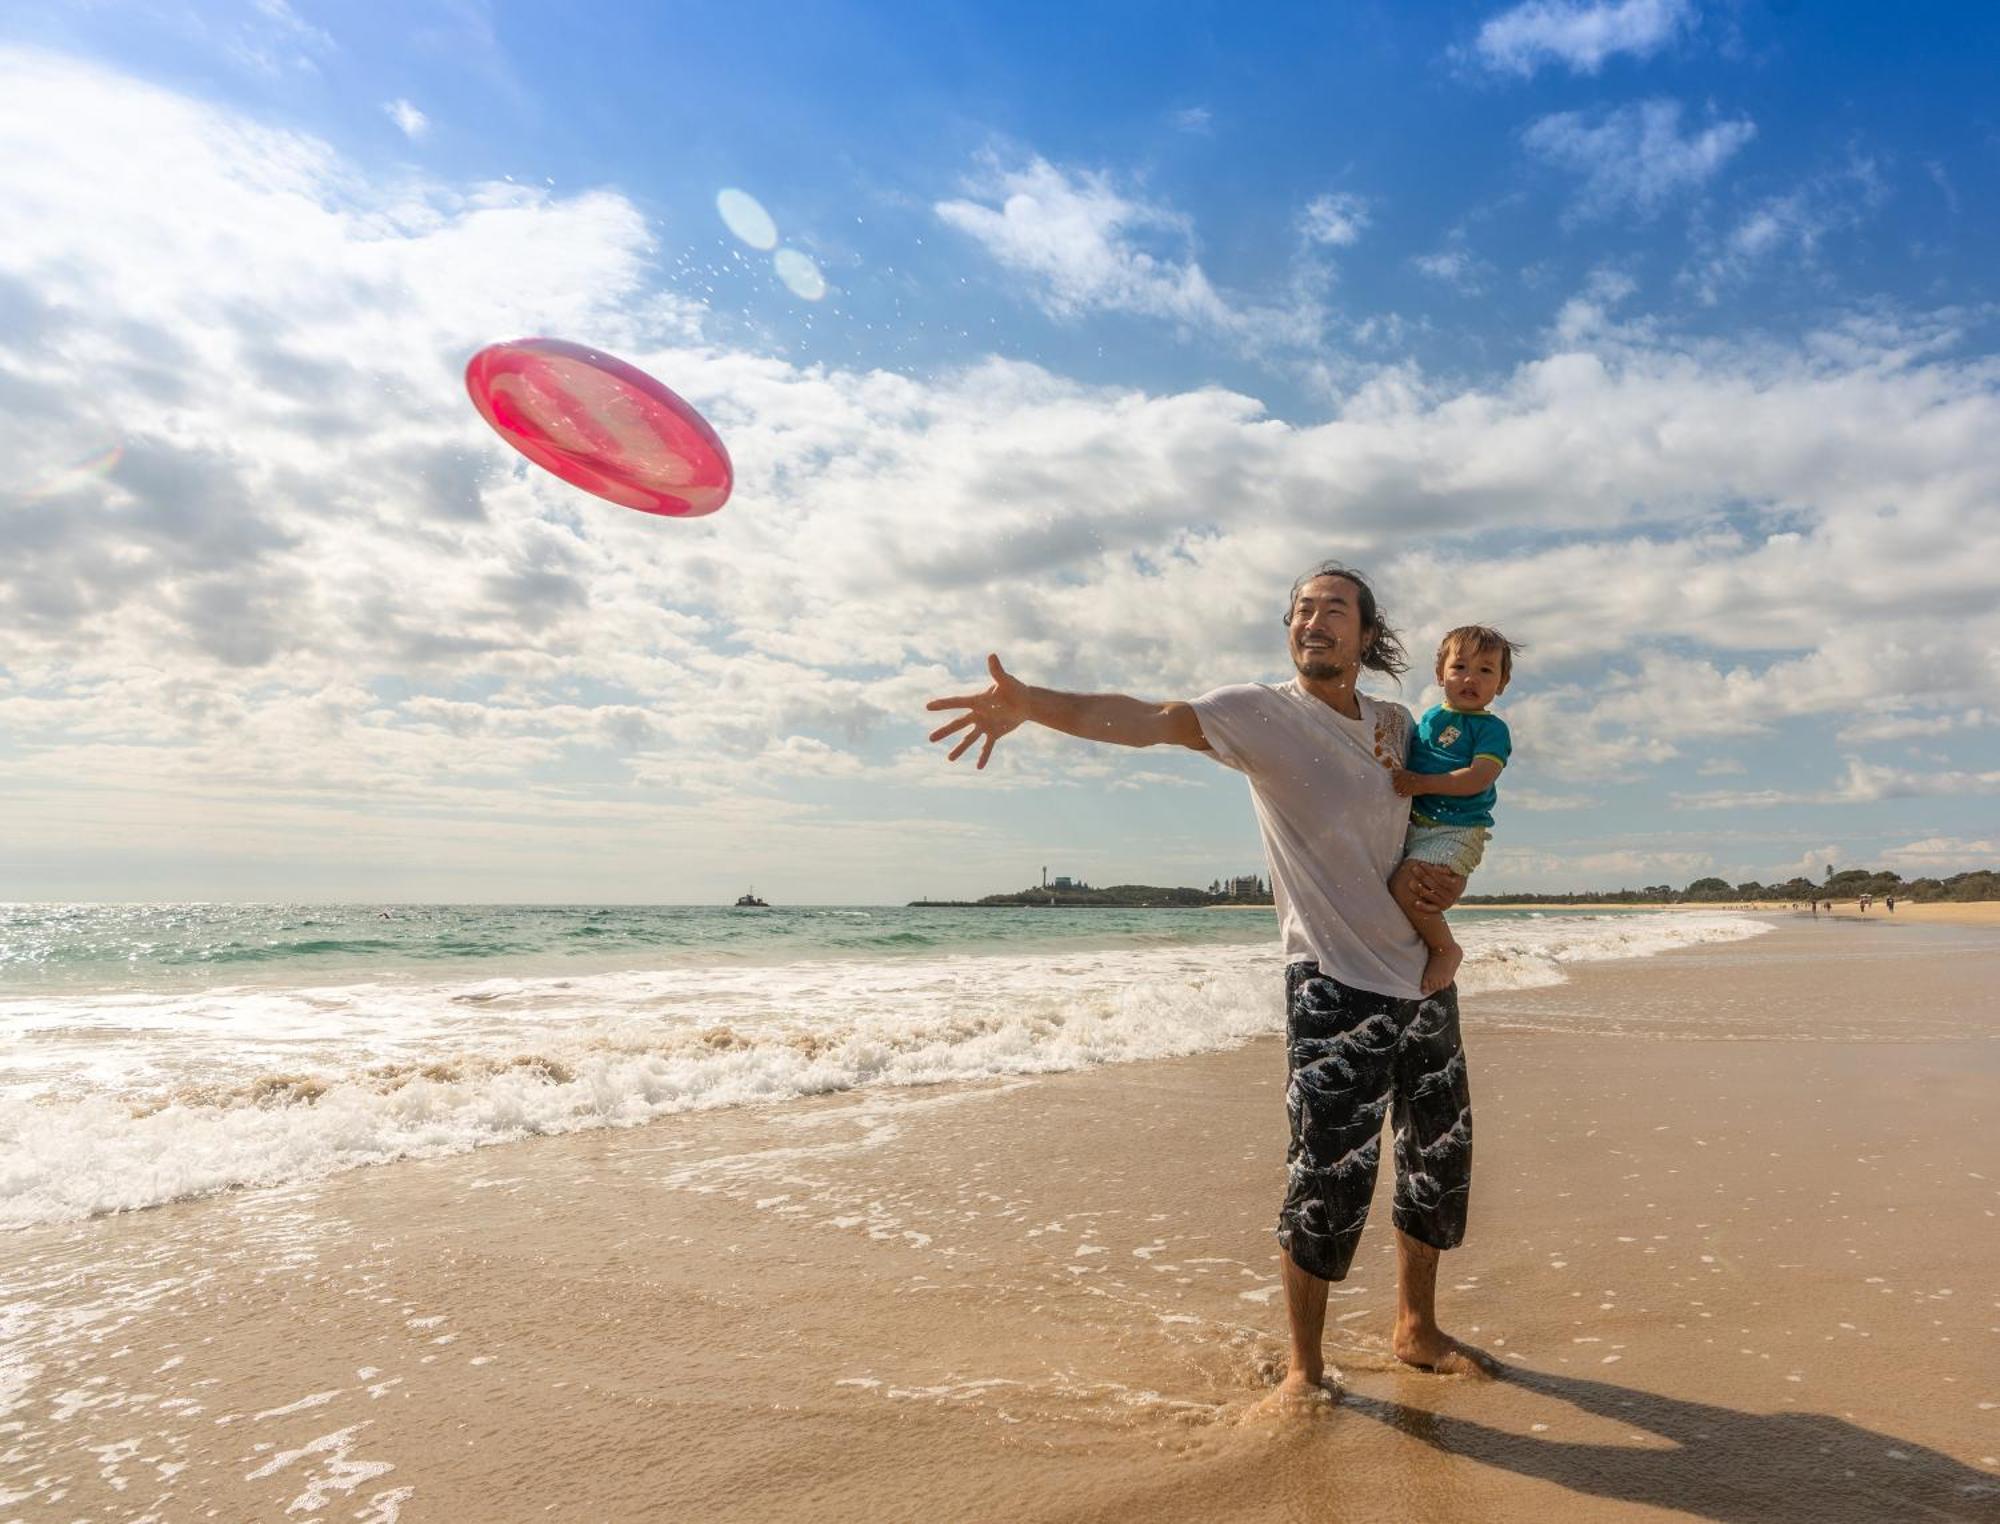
733;891;769;908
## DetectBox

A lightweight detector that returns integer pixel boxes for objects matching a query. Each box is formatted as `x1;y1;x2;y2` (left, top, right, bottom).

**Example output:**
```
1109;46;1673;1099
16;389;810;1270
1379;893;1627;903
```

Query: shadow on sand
1344;1364;1999;1522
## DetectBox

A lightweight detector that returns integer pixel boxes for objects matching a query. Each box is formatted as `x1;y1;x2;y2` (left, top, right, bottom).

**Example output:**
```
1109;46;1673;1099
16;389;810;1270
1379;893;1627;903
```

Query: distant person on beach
925;559;1486;1402
1387;626;1519;995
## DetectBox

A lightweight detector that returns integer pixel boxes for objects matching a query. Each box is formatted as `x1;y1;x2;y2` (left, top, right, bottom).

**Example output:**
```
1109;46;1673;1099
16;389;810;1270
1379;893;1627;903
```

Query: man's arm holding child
1390;756;1503;799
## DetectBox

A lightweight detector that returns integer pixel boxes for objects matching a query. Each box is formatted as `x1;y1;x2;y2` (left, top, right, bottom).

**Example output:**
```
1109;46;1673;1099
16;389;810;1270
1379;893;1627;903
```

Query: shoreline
5;920;1997;1520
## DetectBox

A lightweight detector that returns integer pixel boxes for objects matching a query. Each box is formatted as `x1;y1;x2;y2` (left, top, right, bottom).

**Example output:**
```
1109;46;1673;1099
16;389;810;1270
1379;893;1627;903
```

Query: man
925;560;1488;1402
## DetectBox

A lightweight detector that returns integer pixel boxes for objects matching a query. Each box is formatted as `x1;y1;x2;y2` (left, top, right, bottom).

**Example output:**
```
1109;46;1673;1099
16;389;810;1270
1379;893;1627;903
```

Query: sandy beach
1473;901;2000;926
1802;901;2000;926
5;915;1998;1522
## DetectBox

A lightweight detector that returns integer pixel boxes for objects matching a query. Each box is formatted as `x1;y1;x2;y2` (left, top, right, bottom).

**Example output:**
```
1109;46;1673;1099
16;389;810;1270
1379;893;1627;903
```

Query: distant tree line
916;867;2000;910
1461;867;2000;906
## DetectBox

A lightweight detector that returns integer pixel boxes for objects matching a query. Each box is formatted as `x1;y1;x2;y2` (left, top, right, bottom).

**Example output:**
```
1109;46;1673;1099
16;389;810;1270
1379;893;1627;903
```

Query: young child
1390;625;1520;996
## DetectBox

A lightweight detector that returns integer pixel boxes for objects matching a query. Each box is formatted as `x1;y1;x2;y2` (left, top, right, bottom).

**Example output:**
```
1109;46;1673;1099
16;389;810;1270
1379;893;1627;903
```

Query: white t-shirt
1191;679;1426;999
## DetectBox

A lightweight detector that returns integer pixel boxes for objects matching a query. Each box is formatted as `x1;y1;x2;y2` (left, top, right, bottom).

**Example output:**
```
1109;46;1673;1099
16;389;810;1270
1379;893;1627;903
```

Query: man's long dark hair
1282;559;1409;680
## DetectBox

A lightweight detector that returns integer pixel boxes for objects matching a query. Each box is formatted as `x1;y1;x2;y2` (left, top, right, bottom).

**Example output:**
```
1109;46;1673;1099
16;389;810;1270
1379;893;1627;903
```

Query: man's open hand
925;654;1030;770
1405;862;1465;914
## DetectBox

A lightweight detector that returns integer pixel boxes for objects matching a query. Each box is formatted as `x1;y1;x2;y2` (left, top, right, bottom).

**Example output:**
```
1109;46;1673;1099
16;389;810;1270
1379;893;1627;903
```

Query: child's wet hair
1437;625;1523;683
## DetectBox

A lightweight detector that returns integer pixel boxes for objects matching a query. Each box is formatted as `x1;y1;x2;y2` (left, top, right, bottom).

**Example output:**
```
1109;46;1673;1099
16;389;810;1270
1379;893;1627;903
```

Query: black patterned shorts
1277;963;1473;1282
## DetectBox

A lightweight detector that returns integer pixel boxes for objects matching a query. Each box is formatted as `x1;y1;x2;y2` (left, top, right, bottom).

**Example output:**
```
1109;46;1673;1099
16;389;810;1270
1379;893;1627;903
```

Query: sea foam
0;912;1769;1228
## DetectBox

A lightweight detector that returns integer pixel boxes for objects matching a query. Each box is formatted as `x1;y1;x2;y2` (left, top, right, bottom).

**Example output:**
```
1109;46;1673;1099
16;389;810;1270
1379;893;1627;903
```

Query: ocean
0;902;1769;1230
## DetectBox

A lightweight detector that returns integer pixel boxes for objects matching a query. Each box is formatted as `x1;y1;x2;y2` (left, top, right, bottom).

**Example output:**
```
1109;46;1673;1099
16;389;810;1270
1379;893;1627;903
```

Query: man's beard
1294;653;1347;681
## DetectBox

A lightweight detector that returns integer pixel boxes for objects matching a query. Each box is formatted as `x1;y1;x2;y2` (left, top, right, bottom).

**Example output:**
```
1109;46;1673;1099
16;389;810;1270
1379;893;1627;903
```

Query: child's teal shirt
1407;705;1511;829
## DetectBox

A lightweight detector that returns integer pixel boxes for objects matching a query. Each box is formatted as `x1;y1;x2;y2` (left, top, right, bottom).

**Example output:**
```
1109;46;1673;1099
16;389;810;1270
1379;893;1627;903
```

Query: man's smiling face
1287;575;1369;681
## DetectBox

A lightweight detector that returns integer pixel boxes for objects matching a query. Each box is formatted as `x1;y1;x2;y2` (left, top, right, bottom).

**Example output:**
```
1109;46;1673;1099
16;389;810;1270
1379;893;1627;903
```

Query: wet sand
5;918;1999;1522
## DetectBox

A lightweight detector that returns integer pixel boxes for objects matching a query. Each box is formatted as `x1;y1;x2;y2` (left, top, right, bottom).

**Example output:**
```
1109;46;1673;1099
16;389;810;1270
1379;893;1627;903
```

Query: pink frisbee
464;338;732;517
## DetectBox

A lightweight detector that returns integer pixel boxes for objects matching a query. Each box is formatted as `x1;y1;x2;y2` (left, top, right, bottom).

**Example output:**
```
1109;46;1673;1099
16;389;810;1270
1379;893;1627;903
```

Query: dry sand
1806;901;2000;926
1473;900;2000;926
5;917;1999;1522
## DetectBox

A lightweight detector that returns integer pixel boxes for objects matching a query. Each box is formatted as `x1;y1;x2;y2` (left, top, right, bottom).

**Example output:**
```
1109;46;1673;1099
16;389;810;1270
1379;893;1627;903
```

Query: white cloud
2;50;1999;898
933;153;1323;351
1685;154;1889;302
1412;245;1488;294
225;0;336;76
935;154;1224;325
1509;788;1602;811
1878;836;1999;874
1926;161;1960;217
1172;106;1213;135
384;98;429;140
1836;707;1991;744
1525;99;1755;220
1549;267;1638;341
1473;0;1696;78
1767;846;1841;883
1675;759;2000;809
1840;762;2000;803
1302;192;1370;247
1481;842;1715;890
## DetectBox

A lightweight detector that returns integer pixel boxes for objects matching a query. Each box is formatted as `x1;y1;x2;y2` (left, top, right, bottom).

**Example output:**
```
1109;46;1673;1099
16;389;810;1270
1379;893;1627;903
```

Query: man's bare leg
1390;1228;1496;1376
1274;1246;1340;1402
1391;861;1462;997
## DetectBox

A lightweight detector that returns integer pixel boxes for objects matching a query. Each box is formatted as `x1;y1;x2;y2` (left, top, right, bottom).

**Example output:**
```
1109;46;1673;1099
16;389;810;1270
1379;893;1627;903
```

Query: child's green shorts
1404;817;1489;878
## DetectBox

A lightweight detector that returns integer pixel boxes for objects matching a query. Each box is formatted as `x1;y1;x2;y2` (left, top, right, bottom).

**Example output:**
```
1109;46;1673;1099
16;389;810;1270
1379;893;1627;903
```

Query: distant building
1223;874;1266;898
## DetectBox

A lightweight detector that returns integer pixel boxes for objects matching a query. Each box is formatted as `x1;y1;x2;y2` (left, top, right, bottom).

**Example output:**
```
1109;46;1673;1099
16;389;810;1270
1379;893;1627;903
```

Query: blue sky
0;0;1996;901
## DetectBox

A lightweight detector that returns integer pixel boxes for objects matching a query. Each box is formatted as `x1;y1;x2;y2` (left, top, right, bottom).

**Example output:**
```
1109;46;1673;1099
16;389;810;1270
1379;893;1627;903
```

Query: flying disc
464;338;732;517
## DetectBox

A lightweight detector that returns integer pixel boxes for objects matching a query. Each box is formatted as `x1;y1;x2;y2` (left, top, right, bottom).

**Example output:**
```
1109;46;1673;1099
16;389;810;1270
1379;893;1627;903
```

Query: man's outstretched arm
926;654;1208;770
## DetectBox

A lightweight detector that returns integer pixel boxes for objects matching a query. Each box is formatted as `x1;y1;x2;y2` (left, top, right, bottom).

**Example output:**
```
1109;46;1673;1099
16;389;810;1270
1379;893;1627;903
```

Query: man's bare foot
1420;943;1463;997
1278;1366;1342;1402
1391;1324;1498;1378
1254;1367;1342;1415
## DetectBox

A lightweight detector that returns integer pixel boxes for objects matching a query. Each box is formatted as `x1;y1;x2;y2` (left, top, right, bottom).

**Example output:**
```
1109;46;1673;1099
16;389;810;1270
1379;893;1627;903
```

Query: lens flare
773;247;827;301
716;188;777;251
12;443;123;502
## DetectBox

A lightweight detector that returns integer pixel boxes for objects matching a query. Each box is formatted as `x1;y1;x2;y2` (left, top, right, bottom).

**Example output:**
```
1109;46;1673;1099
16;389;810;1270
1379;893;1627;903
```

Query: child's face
1437;642;1509;710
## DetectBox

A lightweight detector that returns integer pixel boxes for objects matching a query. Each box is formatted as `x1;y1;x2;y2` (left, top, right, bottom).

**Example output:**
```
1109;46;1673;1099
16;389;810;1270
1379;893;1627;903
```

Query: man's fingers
986;652;1007;682
924;694;976;712
947;729;979;763
928;714;974;743
976;733;997;770
1408;863;1467;913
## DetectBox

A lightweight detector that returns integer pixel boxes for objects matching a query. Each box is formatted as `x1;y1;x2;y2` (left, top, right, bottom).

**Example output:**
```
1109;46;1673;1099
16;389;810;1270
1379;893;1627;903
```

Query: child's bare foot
1420;943;1462;997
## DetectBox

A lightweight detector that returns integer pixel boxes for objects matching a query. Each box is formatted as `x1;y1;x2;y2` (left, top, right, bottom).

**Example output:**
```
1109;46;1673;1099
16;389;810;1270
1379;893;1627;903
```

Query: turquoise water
0;900;1635;997
0;902;1288;995
0;901;1773;1228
